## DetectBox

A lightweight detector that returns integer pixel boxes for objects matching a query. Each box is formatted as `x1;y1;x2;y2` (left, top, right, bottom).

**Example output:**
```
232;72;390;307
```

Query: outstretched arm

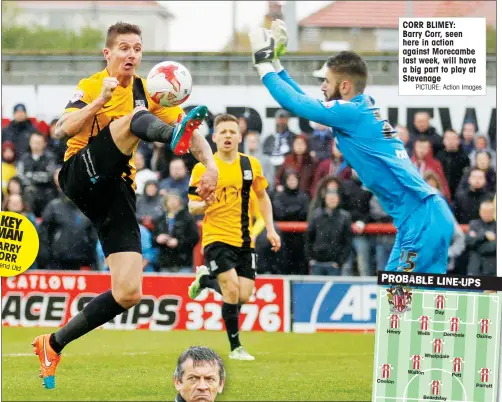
250;27;358;130
277;69;306;95
262;72;358;130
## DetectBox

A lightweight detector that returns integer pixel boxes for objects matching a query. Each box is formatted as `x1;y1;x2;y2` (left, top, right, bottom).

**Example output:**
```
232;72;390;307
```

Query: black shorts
204;242;257;280
58;125;141;257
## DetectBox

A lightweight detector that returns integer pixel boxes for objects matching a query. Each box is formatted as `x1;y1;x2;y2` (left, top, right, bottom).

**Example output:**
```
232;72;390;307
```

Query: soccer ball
146;61;192;107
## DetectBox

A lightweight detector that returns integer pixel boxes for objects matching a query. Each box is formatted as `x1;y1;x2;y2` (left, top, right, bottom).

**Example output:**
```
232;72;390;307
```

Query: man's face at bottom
175;359;224;402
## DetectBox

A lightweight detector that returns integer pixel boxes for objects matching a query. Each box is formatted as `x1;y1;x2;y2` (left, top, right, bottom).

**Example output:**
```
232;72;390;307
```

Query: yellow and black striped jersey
189;153;268;249
63;68;182;189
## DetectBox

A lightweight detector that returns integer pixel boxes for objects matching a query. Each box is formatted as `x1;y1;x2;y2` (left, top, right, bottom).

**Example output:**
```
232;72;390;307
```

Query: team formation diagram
373;287;500;402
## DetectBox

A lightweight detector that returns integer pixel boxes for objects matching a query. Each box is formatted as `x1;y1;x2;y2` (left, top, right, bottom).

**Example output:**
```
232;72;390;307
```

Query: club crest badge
387;285;413;314
69;89;84;104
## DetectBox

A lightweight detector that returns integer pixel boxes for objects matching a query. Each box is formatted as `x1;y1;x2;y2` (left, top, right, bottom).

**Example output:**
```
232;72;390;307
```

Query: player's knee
238;290;253;304
238;295;250;304
222;282;239;303
110;113;134;130
132;105;148;115
109;117;134;140
130;107;151;131
227;287;240;303
114;289;142;309
112;277;143;308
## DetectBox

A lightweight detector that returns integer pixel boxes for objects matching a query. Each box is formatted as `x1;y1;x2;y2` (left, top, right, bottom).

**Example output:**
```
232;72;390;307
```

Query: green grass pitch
373;290;500;402
2;327;374;401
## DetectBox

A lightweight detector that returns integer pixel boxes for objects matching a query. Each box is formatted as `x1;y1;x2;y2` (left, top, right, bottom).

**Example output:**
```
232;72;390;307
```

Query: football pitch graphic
372;287;500;402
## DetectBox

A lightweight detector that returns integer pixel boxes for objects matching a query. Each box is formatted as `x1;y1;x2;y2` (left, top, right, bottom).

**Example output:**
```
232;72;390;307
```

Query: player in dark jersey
32;22;218;389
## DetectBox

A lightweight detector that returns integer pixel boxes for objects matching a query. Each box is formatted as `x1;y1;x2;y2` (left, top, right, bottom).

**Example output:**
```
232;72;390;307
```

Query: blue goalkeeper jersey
263;70;436;228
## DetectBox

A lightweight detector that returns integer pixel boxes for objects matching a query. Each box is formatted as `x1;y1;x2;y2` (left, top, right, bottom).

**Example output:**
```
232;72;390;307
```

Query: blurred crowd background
1;0;497;278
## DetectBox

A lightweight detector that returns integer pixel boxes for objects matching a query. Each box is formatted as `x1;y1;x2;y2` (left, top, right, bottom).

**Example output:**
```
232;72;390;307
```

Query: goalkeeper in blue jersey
249;21;454;274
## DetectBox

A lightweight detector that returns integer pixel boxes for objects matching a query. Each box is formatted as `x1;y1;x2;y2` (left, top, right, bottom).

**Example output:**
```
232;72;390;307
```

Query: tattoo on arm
54;118;70;141
190;131;214;167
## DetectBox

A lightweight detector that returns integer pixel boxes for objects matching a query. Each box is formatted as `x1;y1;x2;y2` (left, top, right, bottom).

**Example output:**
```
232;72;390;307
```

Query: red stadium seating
1;117;50;136
2;118;11;128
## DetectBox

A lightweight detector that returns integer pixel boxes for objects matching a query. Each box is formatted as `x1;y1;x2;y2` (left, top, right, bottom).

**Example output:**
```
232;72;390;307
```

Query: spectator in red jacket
311;141;352;198
411;137;451;202
275;134;316;197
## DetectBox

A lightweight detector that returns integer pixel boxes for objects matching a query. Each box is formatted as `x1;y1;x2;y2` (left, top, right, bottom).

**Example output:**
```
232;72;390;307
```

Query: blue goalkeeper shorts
385;194;454;274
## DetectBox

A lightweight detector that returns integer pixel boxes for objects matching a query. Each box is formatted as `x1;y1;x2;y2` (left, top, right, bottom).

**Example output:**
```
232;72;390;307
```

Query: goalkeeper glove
249;27;276;79
271;19;288;72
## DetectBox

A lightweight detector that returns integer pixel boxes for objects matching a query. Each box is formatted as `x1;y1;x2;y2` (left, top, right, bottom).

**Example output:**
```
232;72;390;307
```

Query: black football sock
222;302;241;351
49;290;126;353
200;275;222;294
130;110;176;143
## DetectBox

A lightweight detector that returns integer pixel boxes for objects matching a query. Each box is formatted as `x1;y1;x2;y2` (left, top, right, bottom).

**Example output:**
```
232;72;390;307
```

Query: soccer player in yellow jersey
187;114;281;361
32;22;218;389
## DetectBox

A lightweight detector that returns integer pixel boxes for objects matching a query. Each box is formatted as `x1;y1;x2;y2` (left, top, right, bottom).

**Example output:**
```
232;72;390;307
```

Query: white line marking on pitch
3;352;150;357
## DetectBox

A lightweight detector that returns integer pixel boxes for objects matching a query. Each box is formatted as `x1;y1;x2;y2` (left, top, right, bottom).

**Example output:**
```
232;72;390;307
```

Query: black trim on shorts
123;165;134;188
239;155;253;249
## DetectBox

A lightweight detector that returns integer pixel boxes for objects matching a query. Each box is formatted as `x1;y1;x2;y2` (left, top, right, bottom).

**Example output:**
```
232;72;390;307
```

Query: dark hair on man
174;346;225;385
326;51;368;93
415;135;432;144
213;113;239;129
106;22;142;48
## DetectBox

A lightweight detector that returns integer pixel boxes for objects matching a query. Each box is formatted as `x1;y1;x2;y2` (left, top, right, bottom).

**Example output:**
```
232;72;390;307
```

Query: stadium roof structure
299;1;496;28
15;1;173;18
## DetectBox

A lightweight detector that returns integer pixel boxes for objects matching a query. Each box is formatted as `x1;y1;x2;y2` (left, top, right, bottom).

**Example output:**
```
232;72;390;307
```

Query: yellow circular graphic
0;211;39;277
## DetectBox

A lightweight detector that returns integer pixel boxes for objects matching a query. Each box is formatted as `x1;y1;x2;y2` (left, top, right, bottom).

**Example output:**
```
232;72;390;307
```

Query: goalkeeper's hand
272;19;288;56
249;27;276;79
271;19;288;72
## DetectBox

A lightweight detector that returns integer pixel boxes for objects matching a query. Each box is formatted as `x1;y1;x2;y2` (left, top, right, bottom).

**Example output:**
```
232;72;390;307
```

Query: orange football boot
32;334;61;389
170;105;208;155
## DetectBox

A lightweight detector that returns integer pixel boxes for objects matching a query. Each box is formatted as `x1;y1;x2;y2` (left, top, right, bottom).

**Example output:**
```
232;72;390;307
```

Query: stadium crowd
1;103;497;277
